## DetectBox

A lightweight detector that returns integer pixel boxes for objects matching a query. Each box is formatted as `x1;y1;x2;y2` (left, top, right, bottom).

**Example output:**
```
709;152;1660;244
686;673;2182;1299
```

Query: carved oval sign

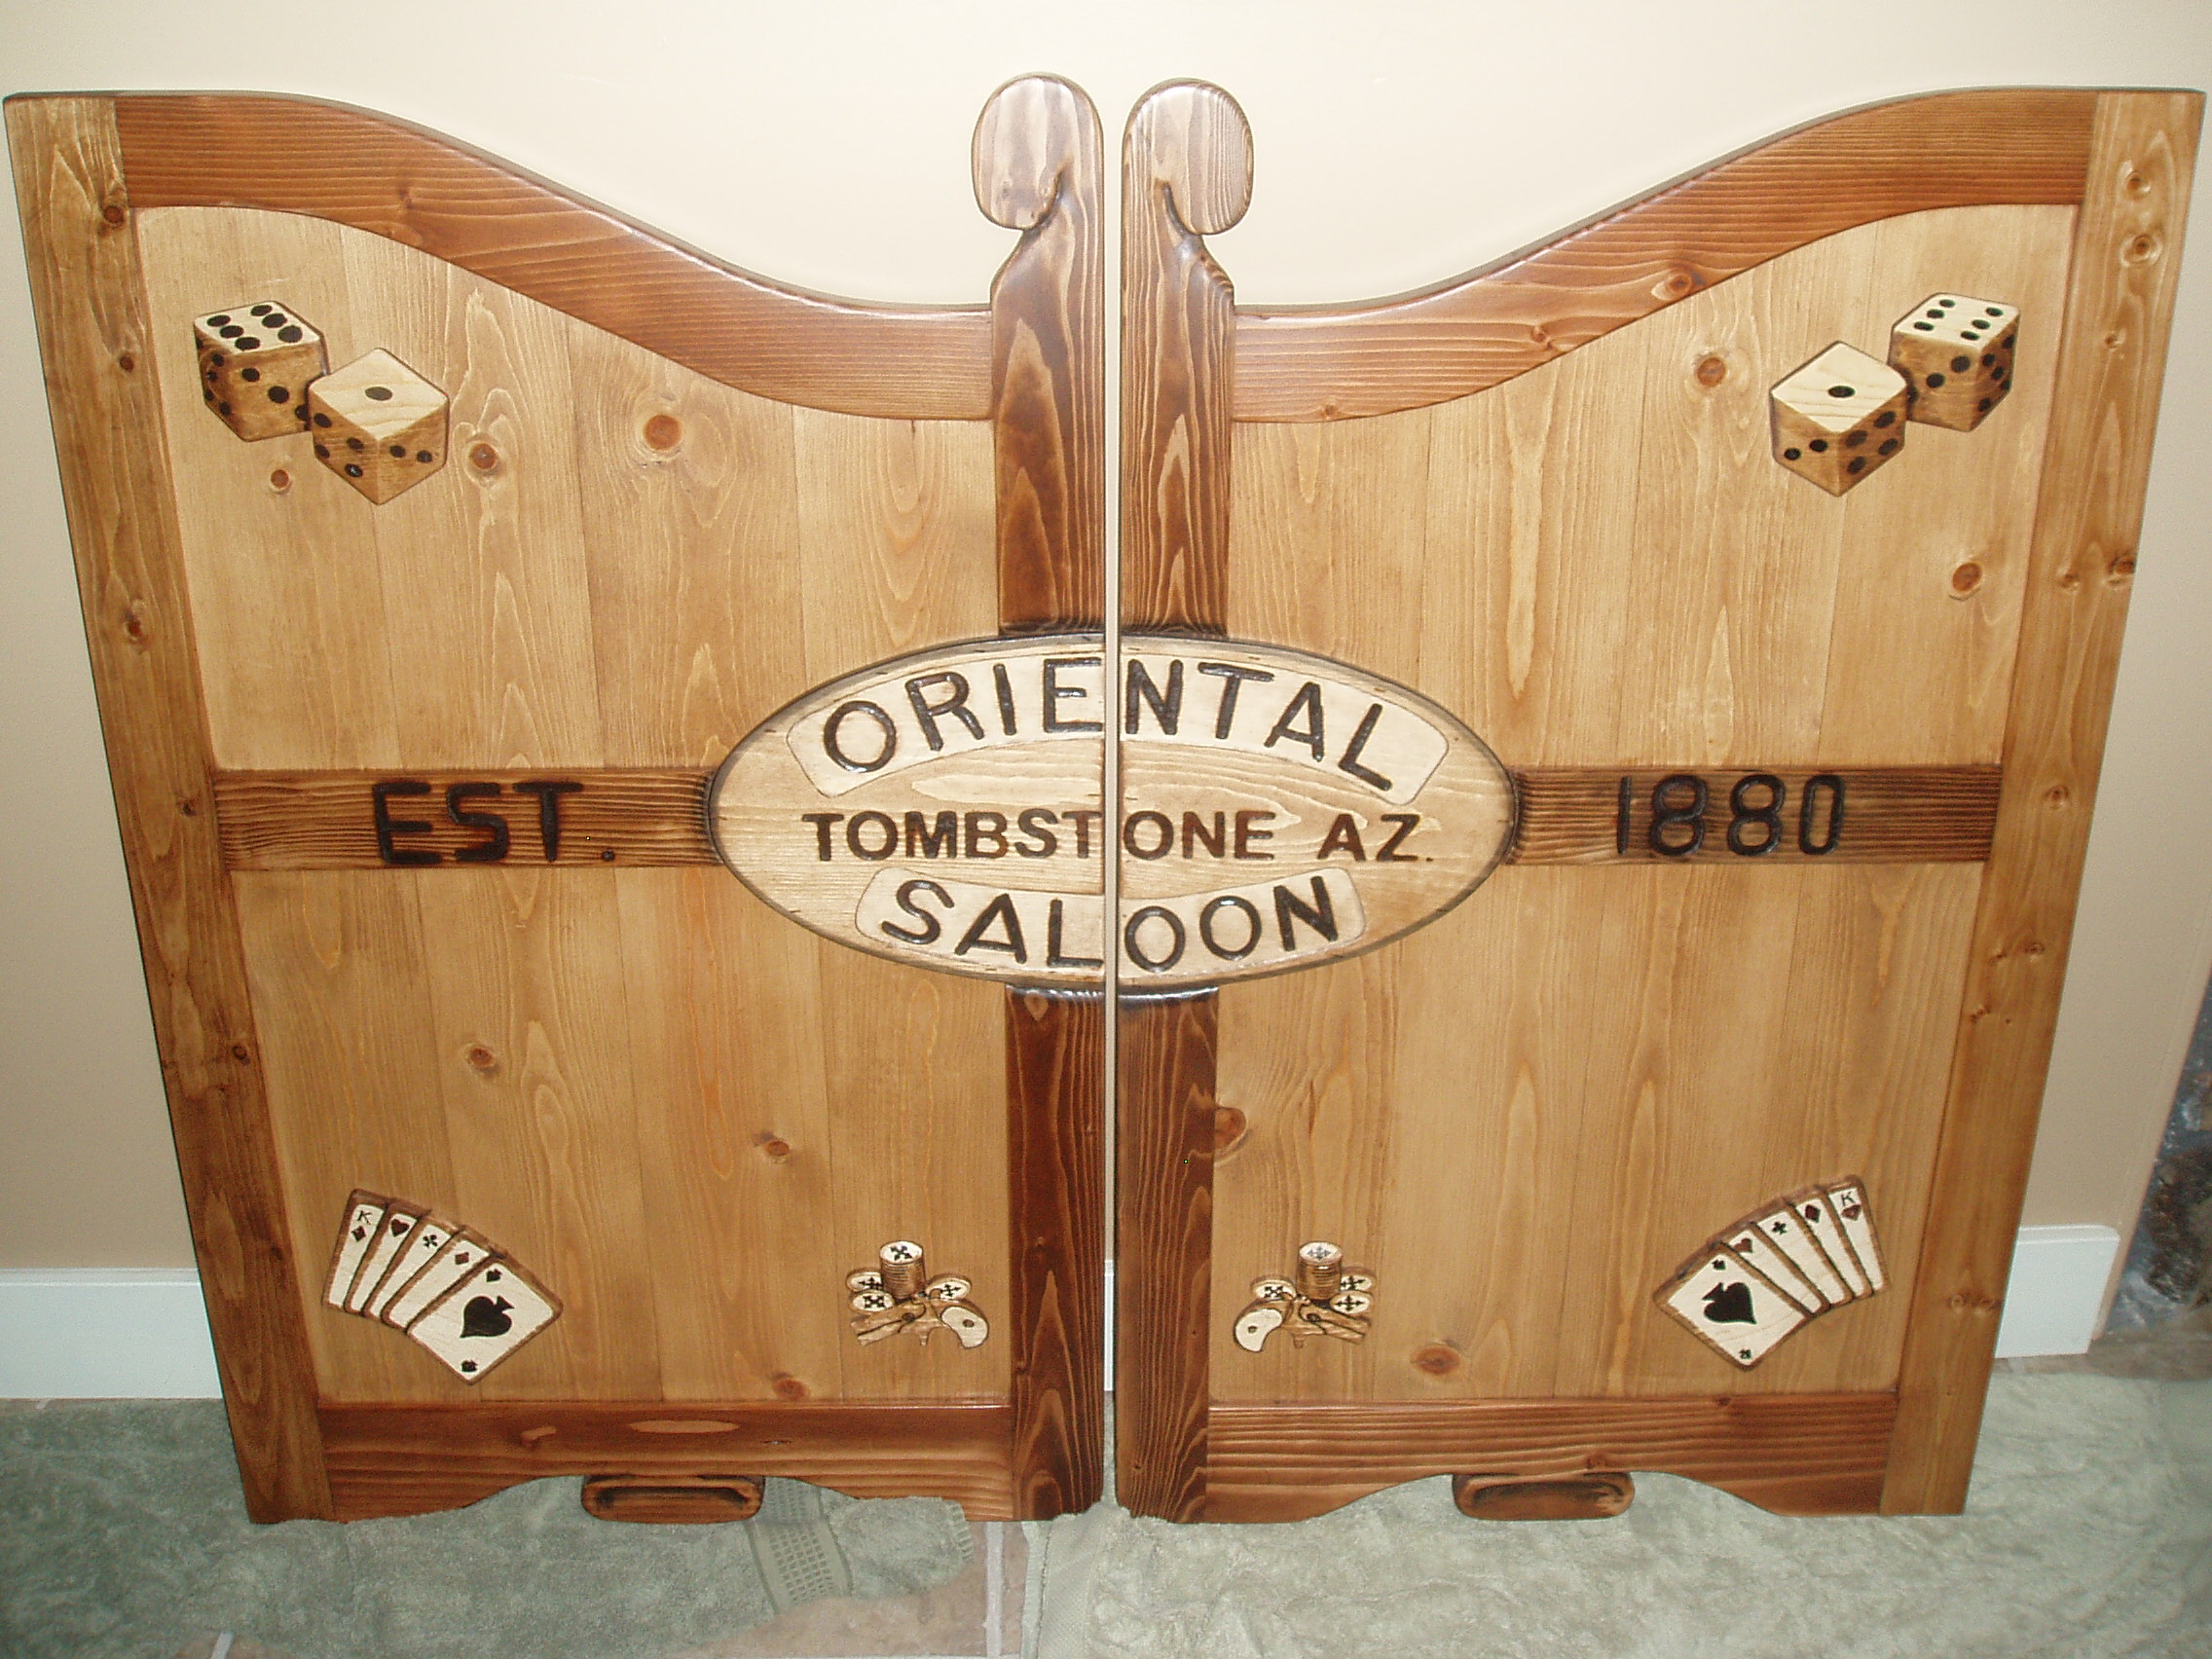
709;634;1515;990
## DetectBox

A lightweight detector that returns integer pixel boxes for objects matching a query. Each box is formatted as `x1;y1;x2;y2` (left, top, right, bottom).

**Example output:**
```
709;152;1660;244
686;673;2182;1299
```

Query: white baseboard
0;1228;2121;1398
0;1269;222;1397
1994;1224;2122;1360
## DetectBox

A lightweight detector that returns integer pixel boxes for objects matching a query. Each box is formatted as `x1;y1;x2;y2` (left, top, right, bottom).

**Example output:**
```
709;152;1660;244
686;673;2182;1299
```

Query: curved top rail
1233;88;2100;423
110;93;995;420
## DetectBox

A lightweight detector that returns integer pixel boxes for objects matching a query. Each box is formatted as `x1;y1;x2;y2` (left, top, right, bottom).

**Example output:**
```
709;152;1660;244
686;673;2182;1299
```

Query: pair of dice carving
194;303;449;504
1770;293;2019;495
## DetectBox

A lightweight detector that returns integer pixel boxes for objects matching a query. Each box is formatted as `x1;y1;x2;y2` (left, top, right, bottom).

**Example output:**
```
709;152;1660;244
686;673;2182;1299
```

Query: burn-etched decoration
708;634;1517;990
846;1240;990;1349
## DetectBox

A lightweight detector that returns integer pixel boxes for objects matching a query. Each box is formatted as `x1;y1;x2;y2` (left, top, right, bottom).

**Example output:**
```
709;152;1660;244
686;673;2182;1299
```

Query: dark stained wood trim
1512;766;2002;865
978;79;1108;1517
1204;1394;1896;1523
214;763;2004;872
108;93;993;421
1115;83;1249;1520
1884;90;2204;1515
1234;89;2102;422
320;1402;1015;1521
978;75;1105;634
1115;994;1219;1522
1005;992;1106;1517
1121;82;1250;634
215;768;712;868
6;95;332;1521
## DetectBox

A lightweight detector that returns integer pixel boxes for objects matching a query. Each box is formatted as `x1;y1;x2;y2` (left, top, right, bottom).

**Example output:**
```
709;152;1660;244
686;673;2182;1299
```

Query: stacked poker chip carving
322;1189;561;1382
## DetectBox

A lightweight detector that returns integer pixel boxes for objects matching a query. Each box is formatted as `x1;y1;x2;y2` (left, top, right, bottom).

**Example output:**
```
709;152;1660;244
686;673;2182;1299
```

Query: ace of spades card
1657;1248;1809;1368
407;1258;562;1382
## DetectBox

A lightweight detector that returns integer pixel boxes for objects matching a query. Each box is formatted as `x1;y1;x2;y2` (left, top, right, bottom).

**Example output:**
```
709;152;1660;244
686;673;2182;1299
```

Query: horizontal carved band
1233;90;2095;422
319;1400;1014;1522
215;763;2000;870
1203;1392;1895;1522
114;95;994;421
1513;766;2002;865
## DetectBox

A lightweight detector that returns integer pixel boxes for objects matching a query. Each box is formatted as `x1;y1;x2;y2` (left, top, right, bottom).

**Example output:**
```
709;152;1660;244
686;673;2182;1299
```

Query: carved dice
193;302;327;441
1769;343;1909;496
1889;294;2019;431
306;349;450;504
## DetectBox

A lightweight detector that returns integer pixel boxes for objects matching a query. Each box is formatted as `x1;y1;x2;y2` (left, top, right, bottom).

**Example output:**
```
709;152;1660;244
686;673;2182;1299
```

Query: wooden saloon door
8;79;1104;1522
1114;84;2199;1520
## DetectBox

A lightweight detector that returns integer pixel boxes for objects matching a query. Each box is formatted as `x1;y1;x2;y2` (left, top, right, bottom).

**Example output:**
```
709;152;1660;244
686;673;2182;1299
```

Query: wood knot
100;202;127;226
2057;568;2083;591
1652;267;1699;301
756;1136;793;1162
468;441;501;473
644;414;682;452
1949;561;1983;596
230;1044;250;1063
121;603;150;646
2108;551;2137;582
1212;1105;1248;1152
2121;231;2163;267
268;468;292;493
464;1044;498;1074
2124;168;2154;199
1694;354;1727;388
1413;1343;1462;1376
116;353;134;373
772;1374;810;1401
2045;785;2071;808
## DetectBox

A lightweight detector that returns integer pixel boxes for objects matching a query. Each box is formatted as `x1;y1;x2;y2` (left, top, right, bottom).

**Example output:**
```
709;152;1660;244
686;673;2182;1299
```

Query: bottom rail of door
1197;1392;1896;1523
319;1400;1018;1521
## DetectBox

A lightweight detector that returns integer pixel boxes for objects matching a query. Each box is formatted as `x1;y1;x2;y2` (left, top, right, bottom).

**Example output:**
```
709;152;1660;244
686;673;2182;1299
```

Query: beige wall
4;0;2209;1272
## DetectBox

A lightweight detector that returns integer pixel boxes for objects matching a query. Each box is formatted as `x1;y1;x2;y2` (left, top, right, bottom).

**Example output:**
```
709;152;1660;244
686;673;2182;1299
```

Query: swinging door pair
9;76;2196;1525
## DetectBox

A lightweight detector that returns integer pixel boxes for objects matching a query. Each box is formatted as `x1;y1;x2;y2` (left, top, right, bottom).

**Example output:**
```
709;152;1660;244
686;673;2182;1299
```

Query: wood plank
7;88;331;1522
320;1401;1016;1521
112;94;993;421
1115;994;1218;1521
216;769;712;867
978;75;1105;634
1884;90;2205;1515
1512;767;2001;864
213;763;2004;871
5;95;332;1521
1203;1393;1894;1522
1234;89;2096;421
1122;82;1250;634
1006;992;1105;1516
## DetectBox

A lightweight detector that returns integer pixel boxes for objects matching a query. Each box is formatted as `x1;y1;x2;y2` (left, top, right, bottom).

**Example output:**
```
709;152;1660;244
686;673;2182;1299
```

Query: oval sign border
708;632;1519;992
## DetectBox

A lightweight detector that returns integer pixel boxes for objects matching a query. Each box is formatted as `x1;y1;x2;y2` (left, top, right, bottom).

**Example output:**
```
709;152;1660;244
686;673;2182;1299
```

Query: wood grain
1115;81;1247;1519
1006;992;1105;1517
5;95;332;1522
1122;83;1251;634
112;94;993;420
579;1472;764;1524
1511;766;2002;864
1234;89;2097;421
1115;994;1219;1521
1204;1393;1894;1522
977;76;1105;633
214;762;2002;872
216;769;712;867
320;1401;1016;1520
1451;1470;1634;1521
1884;90;2204;1515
